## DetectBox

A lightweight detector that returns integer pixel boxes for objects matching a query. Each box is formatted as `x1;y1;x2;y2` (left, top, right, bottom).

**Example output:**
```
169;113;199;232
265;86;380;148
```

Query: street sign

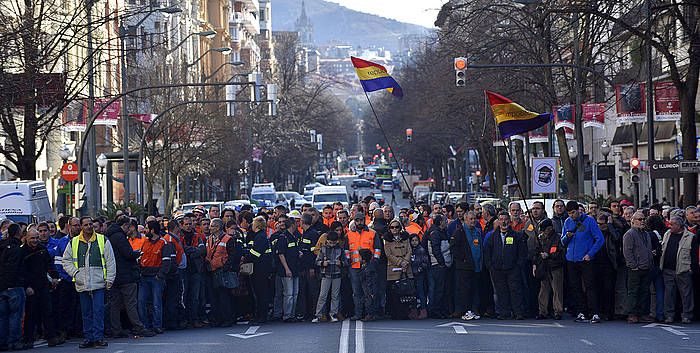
531;157;558;194
648;160;681;179
679;160;700;174
60;162;79;182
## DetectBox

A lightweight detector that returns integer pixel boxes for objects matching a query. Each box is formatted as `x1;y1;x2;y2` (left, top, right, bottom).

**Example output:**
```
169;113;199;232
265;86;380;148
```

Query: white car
380;180;394;192
312;186;349;209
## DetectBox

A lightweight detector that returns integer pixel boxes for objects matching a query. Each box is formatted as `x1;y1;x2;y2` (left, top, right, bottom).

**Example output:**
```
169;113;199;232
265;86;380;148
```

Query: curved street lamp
186;47;232;68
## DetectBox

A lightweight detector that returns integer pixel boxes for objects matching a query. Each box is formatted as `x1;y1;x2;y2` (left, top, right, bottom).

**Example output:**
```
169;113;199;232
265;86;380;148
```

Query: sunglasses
389;226;401;229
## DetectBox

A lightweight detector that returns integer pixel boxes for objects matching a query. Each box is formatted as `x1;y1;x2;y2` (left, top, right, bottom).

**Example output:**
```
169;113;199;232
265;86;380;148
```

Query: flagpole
362;91;416;206
487;90;533;222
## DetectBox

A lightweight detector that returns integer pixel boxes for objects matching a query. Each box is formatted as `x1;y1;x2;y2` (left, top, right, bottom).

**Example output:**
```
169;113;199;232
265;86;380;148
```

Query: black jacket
0;237;24;291
21;244;56;290
483;228;526;271
182;230;206;274
299;227;321;270
106;223;140;286
248;230;274;275
451;224;476;271
593;227;620;270
534;232;565;269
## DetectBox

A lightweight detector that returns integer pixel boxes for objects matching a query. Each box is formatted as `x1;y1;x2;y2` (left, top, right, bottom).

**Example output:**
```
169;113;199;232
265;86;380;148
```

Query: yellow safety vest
71;233;107;282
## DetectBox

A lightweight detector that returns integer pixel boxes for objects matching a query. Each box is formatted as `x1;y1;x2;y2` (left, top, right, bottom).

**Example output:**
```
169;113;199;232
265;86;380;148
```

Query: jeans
316;277;341;318
626;268;651;316
24;286;56;343
567;261;599;315
414;272;428;309
273;275;284;319
138;276;164;330
0;287;25;347
279;276;299;320
376;261;388;314
663;269;694;320
650;266;665;319
109;282;144;333
79;289;105;342
428;265;448;316
184;272;203;323
349;268;364;318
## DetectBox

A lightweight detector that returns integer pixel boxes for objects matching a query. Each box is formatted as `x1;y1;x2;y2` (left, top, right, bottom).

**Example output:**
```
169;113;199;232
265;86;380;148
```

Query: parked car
0;181;53;223
430;192;448;205
303;182;324;198
278;191;305;210
180;201;224;215
351;178;374;189
380;180;394;192
223;200;258;214
373;192;385;206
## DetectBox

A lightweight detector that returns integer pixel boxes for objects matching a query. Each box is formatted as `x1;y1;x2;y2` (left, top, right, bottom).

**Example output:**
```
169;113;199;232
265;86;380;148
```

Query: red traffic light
406;128;413;136
454;57;468;70
630;158;640;168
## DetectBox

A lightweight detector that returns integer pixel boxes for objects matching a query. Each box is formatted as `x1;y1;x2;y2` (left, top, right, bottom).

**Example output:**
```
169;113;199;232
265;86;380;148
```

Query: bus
375;166;393;183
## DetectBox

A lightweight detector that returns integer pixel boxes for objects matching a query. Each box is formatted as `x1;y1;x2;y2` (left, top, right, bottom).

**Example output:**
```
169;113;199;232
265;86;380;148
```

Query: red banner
131;113;156;124
615;83;646;124
529;123;549;143
62;100;87;132
582;103;606;128
94;98;121;126
553;104;575;130
654;81;681;121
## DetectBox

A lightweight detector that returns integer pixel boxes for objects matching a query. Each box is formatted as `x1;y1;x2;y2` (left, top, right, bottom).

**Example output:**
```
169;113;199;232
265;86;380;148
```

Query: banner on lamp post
62;100;87;132
582;103;606;129
615;83;646;124
654;81;681;121
531;157;559;194
528;123;549;143
93;98;121;126
553;104;575;130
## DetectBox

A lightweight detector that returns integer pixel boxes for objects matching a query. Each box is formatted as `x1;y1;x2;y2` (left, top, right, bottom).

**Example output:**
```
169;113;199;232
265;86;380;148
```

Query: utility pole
645;0;656;202
119;20;130;205
86;0;99;216
572;11;585;198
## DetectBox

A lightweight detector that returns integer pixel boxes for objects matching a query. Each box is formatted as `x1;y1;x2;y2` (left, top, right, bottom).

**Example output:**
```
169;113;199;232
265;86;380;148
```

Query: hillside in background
272;0;429;51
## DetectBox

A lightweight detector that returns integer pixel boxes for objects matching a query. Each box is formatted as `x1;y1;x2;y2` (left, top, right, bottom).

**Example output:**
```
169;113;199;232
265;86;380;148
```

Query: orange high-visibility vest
207;234;231;272
323;217;335;228
140;238;167;268
405;222;424;239
346;229;379;269
129;236;146;251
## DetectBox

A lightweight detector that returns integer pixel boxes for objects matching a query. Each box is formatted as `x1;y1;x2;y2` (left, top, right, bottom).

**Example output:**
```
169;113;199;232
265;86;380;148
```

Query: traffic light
406;128;413;142
630;158;640;183
454;57;467;87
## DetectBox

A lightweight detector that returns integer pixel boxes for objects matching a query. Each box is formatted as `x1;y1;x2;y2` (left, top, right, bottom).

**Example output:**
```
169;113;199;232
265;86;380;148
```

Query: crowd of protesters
1;197;699;350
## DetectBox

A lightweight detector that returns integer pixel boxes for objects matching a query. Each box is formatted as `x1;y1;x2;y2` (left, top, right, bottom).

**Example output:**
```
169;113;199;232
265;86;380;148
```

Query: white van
0;180;53;223
312;186;349;210
251;183;277;208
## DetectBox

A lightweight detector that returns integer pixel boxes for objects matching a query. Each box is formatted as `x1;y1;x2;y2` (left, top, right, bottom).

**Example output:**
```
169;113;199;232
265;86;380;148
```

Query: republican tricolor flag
351;56;403;98
486;90;552;139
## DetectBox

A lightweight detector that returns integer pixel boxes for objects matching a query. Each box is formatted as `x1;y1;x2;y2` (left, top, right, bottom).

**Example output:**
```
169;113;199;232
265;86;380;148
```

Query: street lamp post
96;153;108;210
186;47;232;68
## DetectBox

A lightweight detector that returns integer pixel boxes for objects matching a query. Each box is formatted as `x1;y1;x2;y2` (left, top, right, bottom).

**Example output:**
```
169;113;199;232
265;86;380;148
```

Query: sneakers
682;318;692;324
590;314;601;324
461;311;480;321
627;315;639;324
311;318;321;323
639;315;655;324
575;313;588;323
79;340;95;349
94;340;108;348
330;315;339;323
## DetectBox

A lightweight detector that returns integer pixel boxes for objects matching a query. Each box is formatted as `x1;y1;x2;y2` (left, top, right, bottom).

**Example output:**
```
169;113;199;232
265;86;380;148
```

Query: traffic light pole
632;125;640;207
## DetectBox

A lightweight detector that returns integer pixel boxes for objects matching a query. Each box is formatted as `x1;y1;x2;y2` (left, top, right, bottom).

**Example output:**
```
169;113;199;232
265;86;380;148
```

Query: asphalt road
35;316;700;353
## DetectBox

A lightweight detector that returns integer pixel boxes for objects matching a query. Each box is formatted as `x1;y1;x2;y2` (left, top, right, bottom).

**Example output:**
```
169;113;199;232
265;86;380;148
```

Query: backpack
164;233;184;266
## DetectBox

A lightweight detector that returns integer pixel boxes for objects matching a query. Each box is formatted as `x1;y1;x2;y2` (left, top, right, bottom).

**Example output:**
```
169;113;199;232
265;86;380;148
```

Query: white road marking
453;326;468;334
662;327;689;336
436;322;479;327
226;325;272;339
339;319;350;353
643;323;689;336
356;320;365;353
114;350;125;353
580;339;594;346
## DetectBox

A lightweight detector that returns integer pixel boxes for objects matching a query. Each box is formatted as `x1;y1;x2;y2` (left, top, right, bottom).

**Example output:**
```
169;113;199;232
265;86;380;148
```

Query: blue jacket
560;213;605;262
47;234;71;281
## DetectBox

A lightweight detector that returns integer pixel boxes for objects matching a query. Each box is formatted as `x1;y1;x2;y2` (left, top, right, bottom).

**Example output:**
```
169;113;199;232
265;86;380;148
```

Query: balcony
230;11;259;35
239;0;258;14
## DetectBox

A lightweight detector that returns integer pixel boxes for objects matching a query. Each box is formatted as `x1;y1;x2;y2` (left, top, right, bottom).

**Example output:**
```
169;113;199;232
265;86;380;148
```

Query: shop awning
611;121;676;146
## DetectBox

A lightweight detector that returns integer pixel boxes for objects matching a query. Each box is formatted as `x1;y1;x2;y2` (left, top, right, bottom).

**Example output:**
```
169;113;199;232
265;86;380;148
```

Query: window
260;9;266;21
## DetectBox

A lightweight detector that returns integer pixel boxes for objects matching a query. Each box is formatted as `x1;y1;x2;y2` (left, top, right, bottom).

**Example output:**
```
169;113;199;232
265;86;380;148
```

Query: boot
419;308;428;320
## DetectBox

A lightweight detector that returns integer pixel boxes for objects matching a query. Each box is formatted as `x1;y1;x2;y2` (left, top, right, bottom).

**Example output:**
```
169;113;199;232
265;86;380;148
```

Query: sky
325;0;447;28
